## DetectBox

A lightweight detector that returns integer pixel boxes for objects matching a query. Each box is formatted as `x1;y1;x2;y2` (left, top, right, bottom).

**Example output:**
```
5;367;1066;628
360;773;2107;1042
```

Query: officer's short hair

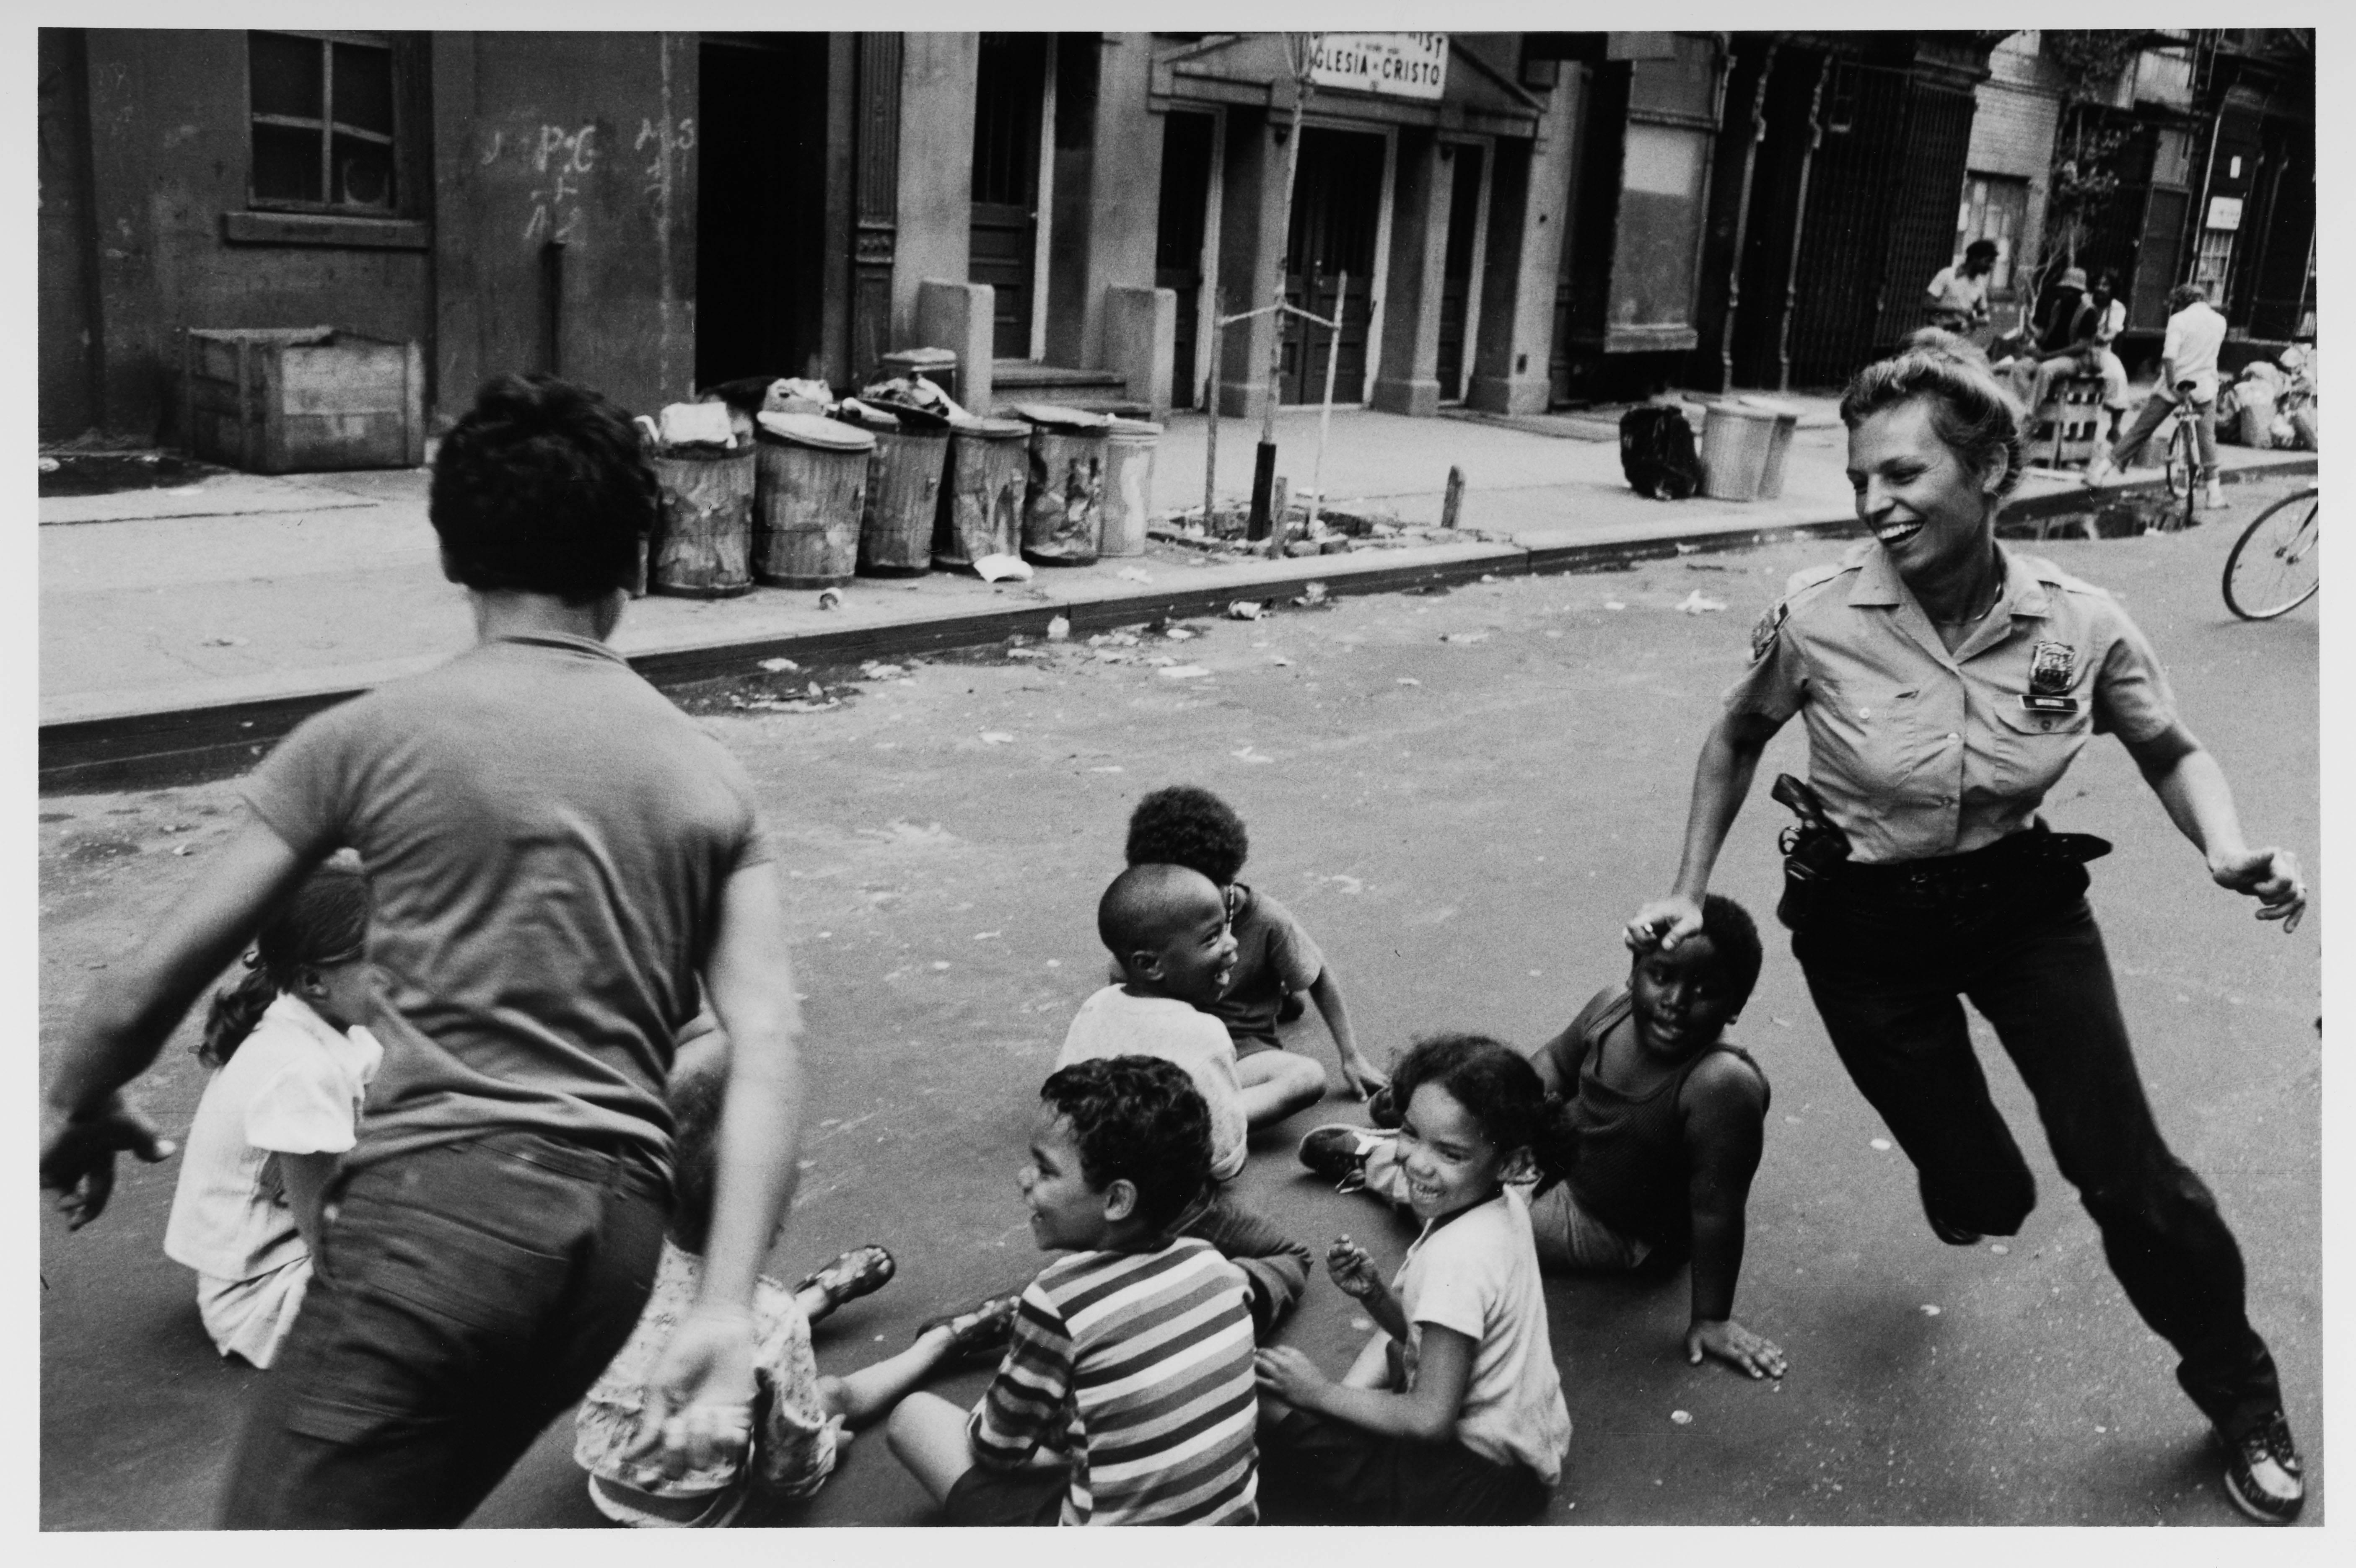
1841;349;2028;502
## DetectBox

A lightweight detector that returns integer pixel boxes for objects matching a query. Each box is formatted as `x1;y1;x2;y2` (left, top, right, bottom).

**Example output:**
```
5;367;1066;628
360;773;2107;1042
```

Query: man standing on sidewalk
40;375;804;1527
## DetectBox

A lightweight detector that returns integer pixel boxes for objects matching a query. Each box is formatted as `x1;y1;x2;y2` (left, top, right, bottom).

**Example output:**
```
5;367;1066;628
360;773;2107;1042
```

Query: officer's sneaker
1298;1124;1395;1195
2203;478;2227;512
2222;1411;2304;1524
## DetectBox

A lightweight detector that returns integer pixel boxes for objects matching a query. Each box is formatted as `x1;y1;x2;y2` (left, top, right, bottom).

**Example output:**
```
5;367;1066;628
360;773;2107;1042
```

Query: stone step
985;361;1138;415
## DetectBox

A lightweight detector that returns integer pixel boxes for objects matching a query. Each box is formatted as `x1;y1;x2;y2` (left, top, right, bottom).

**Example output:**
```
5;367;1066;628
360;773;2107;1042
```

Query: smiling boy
1057;863;1311;1334
885;1057;1260;1524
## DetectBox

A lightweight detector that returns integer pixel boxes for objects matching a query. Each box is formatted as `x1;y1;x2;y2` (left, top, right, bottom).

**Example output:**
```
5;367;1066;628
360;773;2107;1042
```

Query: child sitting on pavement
1124;785;1387;1114
163;859;379;1369
1254;1034;1573;1525
1301;894;1785;1379
1058;863;1311;1335
886;1056;1263;1525
575;1028;1020;1527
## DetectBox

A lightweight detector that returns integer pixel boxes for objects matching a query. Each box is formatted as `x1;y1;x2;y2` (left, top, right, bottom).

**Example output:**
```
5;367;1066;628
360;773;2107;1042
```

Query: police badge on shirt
2021;640;2081;714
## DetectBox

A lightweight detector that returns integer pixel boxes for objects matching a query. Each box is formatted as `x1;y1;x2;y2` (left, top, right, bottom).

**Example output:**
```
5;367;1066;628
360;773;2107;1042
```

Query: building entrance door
696;36;831;389
1435;144;1485;401
1281;127;1386;404
1156;111;1216;408
970;34;1047;360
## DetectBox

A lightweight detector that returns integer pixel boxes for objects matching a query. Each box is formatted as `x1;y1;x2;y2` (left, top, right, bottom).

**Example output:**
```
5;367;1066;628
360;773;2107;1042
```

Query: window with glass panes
248;31;398;212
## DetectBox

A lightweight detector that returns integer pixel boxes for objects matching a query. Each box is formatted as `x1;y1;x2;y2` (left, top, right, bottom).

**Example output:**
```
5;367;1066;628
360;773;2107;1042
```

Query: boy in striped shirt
886;1056;1260;1525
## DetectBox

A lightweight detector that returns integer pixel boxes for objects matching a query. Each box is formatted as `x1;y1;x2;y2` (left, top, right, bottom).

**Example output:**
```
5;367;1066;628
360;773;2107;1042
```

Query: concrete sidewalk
39;401;2314;789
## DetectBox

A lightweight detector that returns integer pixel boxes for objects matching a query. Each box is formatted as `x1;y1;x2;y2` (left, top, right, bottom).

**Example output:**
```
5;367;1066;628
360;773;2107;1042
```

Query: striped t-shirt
967;1236;1259;1524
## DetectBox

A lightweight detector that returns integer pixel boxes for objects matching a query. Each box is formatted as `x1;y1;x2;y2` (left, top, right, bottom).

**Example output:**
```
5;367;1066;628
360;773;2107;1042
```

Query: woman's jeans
1794;864;2281;1441
220;1131;671;1528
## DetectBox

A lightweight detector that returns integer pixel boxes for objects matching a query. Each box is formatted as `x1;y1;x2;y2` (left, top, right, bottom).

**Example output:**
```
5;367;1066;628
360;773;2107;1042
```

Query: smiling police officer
1627;347;2309;1525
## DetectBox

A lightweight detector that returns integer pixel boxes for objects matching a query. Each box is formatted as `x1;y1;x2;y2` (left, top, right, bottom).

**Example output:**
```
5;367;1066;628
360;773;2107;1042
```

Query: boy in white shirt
1056;863;1310;1333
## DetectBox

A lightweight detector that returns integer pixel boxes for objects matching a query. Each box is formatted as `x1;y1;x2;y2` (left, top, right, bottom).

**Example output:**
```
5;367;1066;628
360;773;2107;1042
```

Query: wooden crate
183;327;425;473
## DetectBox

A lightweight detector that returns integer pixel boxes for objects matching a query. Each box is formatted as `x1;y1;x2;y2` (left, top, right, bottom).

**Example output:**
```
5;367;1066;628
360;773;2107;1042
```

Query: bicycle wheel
2163;419;2194;500
2222;489;2319;620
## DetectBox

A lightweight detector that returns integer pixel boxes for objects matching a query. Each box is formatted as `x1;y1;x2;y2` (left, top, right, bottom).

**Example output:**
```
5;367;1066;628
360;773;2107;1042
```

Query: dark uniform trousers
1794;857;2282;1441
220;1131;671;1528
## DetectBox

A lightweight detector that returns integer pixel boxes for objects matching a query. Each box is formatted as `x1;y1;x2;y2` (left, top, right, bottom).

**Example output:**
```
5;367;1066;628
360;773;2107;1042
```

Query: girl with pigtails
162;859;378;1368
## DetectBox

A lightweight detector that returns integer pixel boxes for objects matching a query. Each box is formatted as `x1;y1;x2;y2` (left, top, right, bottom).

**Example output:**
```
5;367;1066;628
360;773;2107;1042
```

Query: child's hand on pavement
1686;1316;1788;1380
1340;1053;1389;1100
1326;1236;1382;1299
1254;1345;1329;1406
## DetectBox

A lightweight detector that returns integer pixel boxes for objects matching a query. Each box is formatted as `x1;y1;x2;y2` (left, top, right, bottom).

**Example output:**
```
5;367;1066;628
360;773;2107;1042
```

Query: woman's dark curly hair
1039;1055;1213;1233
1125;784;1249;887
1389;1032;1580;1198
429;374;657;604
199;860;371;1066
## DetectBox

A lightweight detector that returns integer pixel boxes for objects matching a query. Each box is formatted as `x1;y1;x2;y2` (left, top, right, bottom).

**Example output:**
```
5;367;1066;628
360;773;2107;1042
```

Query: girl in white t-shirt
163;861;378;1369
1253;1033;1575;1524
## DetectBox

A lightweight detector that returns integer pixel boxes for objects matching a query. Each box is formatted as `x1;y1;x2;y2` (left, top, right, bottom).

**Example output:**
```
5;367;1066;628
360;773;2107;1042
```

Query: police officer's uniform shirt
1725;541;2178;864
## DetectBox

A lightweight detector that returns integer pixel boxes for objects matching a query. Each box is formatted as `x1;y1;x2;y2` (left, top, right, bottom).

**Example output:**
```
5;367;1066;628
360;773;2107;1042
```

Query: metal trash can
880;347;959;409
937;414;1030;569
851;402;951;576
1699;401;1780;501
1016;403;1112;566
649;445;758;597
753;412;875;587
1100;417;1162;558
1739;397;1803;501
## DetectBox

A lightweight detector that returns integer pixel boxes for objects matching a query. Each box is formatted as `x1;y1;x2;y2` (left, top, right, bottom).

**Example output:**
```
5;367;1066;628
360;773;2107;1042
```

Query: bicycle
2156;381;2206;530
2222;486;2318;621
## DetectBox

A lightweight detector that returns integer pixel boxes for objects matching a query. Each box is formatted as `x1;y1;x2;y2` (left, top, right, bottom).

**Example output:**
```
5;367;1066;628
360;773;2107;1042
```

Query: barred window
248;31;397;212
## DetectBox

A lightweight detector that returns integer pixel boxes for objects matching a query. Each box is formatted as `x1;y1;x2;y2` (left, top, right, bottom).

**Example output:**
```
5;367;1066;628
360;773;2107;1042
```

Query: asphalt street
38;474;2321;1529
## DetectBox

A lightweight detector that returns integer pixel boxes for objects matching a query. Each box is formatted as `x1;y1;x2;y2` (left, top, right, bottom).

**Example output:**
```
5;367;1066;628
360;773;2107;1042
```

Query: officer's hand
41;1094;176;1231
1626;896;1704;953
2211;848;2306;935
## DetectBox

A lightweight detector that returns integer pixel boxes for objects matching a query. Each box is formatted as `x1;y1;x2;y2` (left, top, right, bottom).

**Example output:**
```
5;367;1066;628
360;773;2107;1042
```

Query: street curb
38;449;2313;793
40;516;1861;794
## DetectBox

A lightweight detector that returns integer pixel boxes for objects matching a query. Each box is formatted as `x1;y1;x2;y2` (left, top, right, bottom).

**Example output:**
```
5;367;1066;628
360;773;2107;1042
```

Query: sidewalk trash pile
2218;347;2317;452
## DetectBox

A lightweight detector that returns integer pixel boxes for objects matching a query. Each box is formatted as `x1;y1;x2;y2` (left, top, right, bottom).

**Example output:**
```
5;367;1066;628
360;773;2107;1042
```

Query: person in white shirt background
2087;282;2229;507
1923;240;1999;337
162;858;380;1369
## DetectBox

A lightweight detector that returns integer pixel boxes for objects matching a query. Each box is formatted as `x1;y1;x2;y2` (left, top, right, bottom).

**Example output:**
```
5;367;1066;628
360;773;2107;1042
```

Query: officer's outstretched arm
1629;709;1789;951
2124;722;2306;934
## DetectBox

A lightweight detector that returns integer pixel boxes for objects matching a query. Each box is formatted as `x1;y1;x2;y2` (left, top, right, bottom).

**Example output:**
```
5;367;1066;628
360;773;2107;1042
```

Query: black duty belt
1836;828;2111;902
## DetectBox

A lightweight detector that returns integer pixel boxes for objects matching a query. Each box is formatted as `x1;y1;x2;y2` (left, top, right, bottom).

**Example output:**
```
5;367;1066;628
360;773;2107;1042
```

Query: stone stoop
986;361;1135;415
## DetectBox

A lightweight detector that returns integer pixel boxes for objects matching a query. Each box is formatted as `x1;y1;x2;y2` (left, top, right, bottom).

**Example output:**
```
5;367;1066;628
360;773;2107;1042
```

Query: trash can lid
832;398;903;432
1737;396;1804;420
1705;400;1780;424
949;414;1031;438
881;346;959;368
1107;417;1164;436
862;399;954;434
756;411;876;451
1013;402;1112;432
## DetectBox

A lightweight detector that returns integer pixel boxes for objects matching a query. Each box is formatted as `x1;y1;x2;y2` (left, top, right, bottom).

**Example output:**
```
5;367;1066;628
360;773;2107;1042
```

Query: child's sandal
791;1245;897;1314
916;1292;1024;1367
